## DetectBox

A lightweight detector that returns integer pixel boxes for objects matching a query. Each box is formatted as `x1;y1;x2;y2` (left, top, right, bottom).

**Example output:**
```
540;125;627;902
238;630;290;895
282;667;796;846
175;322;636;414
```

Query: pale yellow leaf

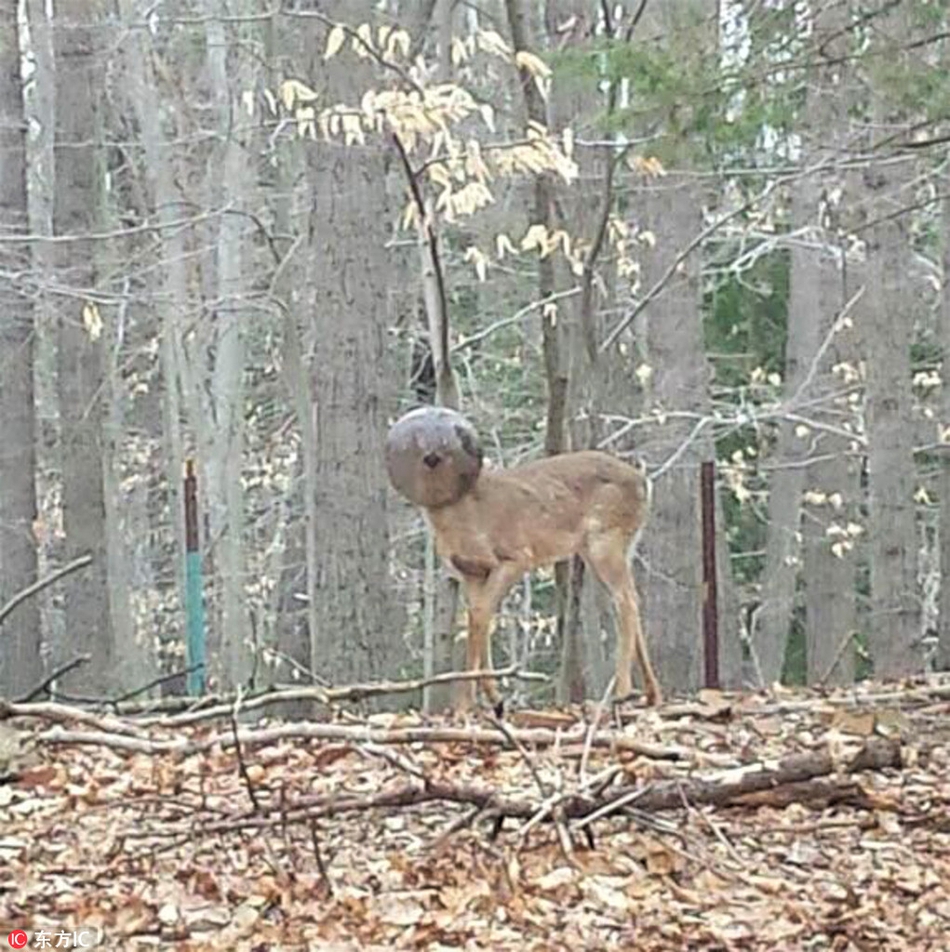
385;29;410;59
495;233;517;260
451;36;468;66
514;49;552;79
562;126;574;157
520;223;549;253
476;28;512;58
324;24;346;60
295;106;316;139
82;302;102;341
279;79;318;111
463;246;488;282
354;23;374;57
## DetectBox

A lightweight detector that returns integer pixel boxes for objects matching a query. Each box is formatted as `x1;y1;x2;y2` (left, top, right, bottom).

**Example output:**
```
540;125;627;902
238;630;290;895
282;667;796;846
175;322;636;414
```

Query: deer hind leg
585;532;663;706
459;561;522;711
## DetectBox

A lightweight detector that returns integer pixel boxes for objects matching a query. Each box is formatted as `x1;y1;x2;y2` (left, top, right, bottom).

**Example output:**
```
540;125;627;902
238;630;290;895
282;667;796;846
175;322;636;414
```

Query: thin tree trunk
939;171;950;672
0;0;41;695
202;8;253;690
53;0;114;694
862;153;920;676
505;0;575;703
635;174;708;696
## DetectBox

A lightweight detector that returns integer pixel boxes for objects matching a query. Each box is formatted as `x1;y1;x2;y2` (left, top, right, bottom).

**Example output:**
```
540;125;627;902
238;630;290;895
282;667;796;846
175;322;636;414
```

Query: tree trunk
53;0;114;695
0;0;41;696
862;163;921;677
505;0;574;704
122;17;190;687
635;175;708;695
939;172;950;672
201;8;254;690
305;2;403;688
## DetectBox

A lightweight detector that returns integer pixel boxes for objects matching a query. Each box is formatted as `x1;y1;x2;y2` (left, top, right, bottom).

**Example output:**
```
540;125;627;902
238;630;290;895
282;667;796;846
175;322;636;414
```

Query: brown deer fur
423;450;662;709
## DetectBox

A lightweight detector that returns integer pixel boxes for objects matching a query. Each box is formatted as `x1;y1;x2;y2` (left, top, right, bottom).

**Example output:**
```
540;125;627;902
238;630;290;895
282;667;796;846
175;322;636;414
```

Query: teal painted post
183;459;206;695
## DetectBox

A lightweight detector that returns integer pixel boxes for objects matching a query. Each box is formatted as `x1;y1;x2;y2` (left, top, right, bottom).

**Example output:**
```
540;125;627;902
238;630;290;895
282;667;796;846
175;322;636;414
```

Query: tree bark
202;6;255;690
305;2;403;689
862;148;921;675
0;0;41;695
53;0;114;694
939;170;950;672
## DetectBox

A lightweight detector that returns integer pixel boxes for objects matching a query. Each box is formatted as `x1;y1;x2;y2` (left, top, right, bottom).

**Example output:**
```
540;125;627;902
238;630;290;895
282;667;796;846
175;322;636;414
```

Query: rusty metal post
701;460;719;689
183;459;206;695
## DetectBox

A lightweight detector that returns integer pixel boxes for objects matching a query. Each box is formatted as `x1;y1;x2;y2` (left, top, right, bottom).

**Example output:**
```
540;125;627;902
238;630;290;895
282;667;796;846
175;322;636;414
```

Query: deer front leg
457;561;522;712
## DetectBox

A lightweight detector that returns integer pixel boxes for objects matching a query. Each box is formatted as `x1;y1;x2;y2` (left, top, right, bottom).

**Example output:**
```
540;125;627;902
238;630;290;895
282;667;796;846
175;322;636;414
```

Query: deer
385;406;662;711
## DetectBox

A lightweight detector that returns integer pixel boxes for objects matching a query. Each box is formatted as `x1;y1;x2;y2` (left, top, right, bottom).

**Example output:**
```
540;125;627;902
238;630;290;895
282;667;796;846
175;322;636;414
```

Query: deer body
385;407;662;709
424;450;662;709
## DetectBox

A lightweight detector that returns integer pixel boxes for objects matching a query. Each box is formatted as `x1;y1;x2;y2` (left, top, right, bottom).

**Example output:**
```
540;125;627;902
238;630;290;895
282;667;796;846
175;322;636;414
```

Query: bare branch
0;555;93;629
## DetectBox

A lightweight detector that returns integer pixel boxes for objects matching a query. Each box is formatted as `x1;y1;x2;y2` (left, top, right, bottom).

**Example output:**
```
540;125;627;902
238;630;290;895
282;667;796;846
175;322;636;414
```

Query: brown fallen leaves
1;680;950;950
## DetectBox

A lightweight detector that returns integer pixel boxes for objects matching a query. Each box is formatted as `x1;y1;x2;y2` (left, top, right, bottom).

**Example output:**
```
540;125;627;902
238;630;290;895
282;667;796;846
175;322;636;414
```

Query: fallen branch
143;666;549;727
0;555;93;629
0;699;146;738
754;681;950;714
36;719;685;761
123;737;903;839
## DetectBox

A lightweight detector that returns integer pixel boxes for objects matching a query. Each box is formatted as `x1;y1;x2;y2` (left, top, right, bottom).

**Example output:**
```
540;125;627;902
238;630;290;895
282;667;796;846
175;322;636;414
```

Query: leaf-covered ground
1;681;949;950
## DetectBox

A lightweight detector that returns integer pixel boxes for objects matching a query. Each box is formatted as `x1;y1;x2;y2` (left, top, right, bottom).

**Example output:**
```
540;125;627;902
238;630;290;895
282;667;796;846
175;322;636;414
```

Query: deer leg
458;561;522;711
585;533;663;706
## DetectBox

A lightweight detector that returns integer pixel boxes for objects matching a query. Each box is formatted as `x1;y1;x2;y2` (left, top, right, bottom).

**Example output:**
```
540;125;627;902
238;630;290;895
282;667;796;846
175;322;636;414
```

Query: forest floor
1;678;949;951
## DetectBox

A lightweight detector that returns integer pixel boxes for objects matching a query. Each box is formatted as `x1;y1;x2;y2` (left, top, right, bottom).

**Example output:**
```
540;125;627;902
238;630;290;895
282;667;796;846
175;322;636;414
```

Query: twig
358;742;426;781
452;288;582;353
816;630;858;688
0;555;93;628
16;656;90;703
0;699;145;737
110;666;202;705
491;714;575;858
601;162;839;352
230;687;261;813
786;287;865;409
575;784;652;830
286;9;424;95
309;820;334;897
392;129;451;386
489;715;550;796
432;806;484;848
676;782;747;870
580;675;615;785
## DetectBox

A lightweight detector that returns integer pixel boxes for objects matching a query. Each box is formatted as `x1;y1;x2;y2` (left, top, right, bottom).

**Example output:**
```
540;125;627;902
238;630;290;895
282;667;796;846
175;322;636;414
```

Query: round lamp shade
385;407;483;508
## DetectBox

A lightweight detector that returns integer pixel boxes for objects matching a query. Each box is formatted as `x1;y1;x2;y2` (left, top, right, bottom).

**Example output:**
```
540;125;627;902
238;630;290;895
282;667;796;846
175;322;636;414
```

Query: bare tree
53;0;114;694
304;1;404;687
860;7;922;678
628;2;718;697
0;0;41;694
756;2;858;686
201;5;256;689
940;164;950;672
